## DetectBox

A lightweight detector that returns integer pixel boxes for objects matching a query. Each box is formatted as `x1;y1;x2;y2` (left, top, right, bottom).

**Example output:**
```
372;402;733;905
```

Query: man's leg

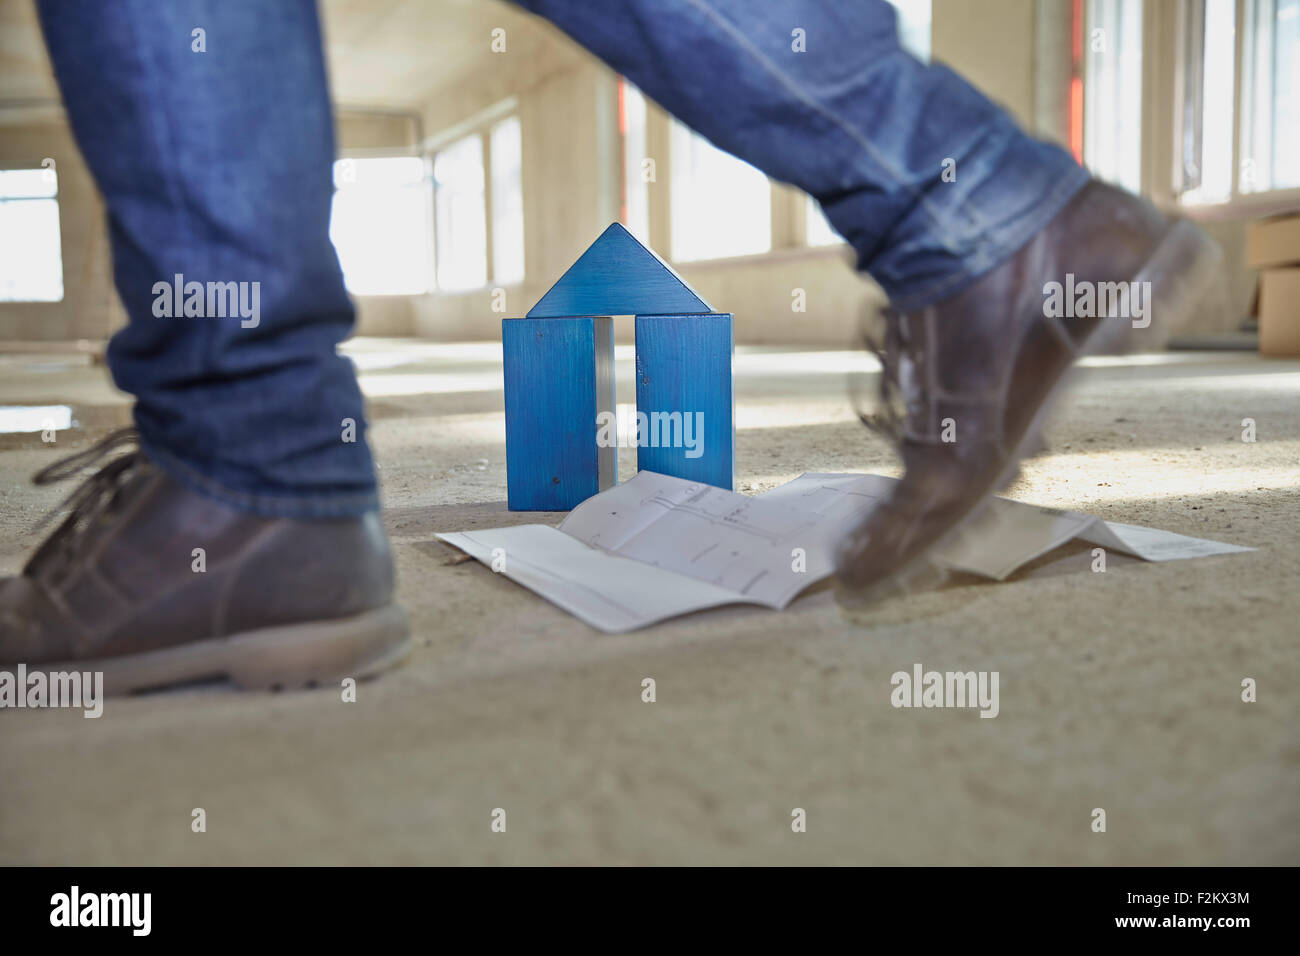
0;0;409;692
39;0;375;514
516;0;1220;595
515;0;1088;311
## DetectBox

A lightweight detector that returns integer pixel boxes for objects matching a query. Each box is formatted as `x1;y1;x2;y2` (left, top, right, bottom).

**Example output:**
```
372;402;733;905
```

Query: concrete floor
1;339;1298;865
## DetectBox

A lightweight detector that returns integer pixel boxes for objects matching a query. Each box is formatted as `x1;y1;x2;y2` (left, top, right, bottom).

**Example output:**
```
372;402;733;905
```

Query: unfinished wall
932;0;1039;127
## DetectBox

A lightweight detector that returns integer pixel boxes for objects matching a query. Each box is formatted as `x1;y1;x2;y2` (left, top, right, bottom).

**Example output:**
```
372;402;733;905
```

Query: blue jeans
37;0;1088;518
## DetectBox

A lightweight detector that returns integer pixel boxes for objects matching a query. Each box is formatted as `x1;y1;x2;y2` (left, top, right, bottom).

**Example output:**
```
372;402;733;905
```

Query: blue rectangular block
503;316;616;511
634;313;734;491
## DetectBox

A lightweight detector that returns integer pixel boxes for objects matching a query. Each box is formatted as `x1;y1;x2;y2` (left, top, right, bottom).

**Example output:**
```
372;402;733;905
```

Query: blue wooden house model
503;222;734;511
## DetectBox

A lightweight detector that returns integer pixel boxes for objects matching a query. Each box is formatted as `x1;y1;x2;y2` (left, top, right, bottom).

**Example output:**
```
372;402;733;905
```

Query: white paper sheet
437;471;1253;632
558;472;843;606
434;523;749;633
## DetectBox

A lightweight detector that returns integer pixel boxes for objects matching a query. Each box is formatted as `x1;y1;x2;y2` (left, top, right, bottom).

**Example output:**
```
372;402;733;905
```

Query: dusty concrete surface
1;339;1298;865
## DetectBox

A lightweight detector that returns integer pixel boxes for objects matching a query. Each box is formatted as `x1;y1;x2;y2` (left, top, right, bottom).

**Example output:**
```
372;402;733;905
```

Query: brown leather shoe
0;429;410;694
836;180;1223;599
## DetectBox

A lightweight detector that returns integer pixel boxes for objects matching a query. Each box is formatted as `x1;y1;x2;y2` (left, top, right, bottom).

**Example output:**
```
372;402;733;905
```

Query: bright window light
1241;0;1300;192
0;404;72;434
329;156;431;295
0;167;63;302
1084;0;1144;195
621;80;651;245
890;0;932;61
670;121;771;261
434;135;488;291
806;196;843;247
1180;0;1237;203
489;116;525;286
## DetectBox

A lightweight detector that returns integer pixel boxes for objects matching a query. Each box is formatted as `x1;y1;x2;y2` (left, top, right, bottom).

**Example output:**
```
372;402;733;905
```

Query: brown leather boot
836;180;1223;599
0;429;410;694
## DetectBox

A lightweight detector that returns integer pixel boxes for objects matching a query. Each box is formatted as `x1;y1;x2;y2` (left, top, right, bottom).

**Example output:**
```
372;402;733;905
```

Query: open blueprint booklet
437;472;1252;633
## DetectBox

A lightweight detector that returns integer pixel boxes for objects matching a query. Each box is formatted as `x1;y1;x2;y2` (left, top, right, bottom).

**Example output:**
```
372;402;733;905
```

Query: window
1241;0;1300;192
329;157;431;295
1084;0;1144;195
1178;0;1236;202
1177;0;1299;204
433;135;489;292
0;167;63;302
620;80;651;245
489;116;525;287
806;197;843;247
670;121;771;261
433;135;488;291
621;1;931;259
425;110;525;293
891;0;932;61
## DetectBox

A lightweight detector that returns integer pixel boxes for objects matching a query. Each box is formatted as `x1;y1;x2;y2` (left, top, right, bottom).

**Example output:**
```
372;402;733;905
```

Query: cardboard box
1258;268;1300;357
1246;213;1300;270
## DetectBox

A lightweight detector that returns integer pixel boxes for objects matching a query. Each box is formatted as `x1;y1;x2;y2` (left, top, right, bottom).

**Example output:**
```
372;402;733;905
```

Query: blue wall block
504;316;616;511
634;313;734;491
527;223;714;318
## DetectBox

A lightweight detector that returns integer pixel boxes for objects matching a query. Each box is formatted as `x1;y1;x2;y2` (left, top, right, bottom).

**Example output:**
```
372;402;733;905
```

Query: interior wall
932;0;1038;127
1196;218;1256;332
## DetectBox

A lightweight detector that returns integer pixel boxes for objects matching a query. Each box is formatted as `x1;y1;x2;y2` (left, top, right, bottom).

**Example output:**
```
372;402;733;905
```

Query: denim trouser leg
36;0;377;517
515;0;1091;311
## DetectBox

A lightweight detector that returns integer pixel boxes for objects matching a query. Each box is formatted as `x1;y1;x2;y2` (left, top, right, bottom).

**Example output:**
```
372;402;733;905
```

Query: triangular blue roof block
526;222;713;317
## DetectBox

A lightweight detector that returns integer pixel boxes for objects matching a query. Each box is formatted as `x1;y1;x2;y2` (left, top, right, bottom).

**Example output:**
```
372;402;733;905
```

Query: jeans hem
882;166;1093;313
139;436;380;519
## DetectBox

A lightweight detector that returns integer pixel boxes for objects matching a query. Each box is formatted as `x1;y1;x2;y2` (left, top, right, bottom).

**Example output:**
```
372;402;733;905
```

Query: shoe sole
842;218;1224;606
43;603;411;696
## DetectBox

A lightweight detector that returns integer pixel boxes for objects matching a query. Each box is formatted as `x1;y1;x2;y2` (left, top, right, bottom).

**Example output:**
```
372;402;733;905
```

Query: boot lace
28;428;146;569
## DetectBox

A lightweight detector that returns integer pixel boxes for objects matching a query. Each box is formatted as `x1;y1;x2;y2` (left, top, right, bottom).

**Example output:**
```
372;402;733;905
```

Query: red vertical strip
1069;0;1085;163
1070;77;1084;164
617;76;627;136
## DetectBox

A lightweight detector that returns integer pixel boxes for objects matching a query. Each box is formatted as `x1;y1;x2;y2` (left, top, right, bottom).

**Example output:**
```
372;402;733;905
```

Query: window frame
488;114;526;288
621;80;850;264
0;164;65;304
1083;0;1146;195
431;133;488;293
1162;0;1300;215
424;100;525;294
